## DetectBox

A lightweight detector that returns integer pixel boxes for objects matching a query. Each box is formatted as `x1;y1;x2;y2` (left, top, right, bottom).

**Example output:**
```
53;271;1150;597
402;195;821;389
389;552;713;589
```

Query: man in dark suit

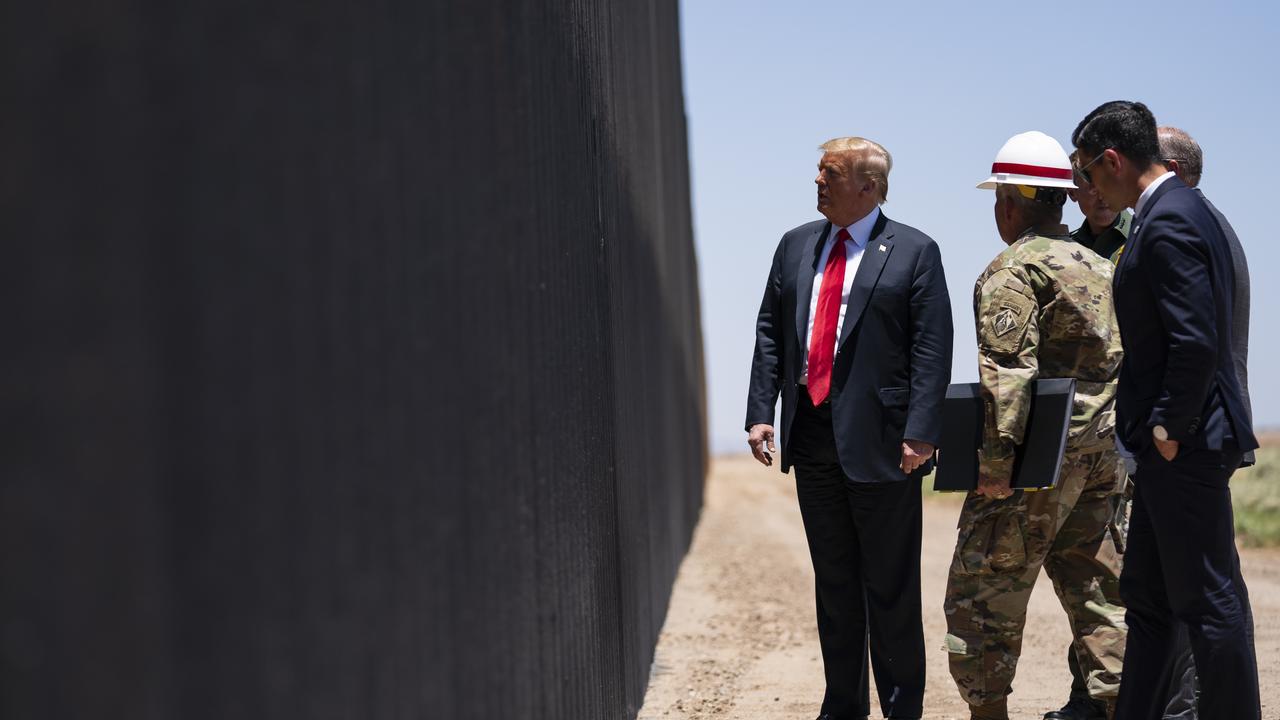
745;136;953;720
1071;102;1260;720
1138;125;1258;720
1157;126;1254;469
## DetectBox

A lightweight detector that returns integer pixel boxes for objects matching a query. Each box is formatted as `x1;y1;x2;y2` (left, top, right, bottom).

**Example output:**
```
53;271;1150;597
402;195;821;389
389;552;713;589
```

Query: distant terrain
1234;434;1280;546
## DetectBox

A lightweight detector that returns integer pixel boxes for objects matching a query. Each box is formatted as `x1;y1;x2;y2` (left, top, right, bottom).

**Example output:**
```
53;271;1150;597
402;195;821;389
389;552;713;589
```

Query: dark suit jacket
1199;190;1255;466
745;212;953;482
1112;176;1258;455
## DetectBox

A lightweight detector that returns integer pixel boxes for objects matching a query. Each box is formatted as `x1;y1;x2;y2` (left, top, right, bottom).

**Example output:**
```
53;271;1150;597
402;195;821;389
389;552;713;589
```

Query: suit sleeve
1144;212;1220;439
745;236;787;430
975;268;1040;484
903;239;953;446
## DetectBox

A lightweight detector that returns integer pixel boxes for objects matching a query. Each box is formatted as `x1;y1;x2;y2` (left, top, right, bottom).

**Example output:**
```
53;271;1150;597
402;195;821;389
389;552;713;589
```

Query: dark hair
1071;101;1160;168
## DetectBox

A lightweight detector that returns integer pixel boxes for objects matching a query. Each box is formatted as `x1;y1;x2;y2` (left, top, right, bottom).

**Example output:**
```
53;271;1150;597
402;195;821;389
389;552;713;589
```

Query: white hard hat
977;131;1077;190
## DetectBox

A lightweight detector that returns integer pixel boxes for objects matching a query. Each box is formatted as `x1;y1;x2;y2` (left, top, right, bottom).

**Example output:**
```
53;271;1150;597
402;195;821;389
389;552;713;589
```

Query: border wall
0;1;704;717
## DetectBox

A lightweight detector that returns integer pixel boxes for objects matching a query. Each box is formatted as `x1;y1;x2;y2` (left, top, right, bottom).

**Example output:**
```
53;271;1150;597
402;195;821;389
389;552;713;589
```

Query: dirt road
637;455;1279;719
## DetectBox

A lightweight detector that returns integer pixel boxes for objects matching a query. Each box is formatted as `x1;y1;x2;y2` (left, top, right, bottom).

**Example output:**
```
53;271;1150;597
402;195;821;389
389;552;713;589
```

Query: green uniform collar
1071;209;1131;260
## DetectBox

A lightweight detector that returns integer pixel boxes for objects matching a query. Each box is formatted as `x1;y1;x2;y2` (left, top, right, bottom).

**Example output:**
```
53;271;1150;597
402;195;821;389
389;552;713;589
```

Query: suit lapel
1121;175;1185;277
795;222;830;346
838;212;894;348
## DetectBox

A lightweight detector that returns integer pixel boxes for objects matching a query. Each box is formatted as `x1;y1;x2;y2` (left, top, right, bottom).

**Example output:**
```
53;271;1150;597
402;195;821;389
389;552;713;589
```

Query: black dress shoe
1044;695;1107;720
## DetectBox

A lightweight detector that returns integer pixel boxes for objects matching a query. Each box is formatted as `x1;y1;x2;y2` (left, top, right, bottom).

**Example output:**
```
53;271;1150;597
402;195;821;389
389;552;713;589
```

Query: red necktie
807;228;850;405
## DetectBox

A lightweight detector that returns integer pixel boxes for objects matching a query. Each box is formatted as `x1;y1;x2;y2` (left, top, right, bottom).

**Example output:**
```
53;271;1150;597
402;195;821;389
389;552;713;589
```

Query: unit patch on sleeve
993;307;1020;337
980;285;1035;355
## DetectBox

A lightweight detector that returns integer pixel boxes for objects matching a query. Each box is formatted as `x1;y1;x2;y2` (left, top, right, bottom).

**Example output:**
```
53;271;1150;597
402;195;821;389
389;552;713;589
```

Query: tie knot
836;228;852;243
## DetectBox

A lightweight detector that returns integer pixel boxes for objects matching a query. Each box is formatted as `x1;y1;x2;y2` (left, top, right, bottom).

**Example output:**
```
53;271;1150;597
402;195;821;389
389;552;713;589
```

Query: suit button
1188;417;1200;434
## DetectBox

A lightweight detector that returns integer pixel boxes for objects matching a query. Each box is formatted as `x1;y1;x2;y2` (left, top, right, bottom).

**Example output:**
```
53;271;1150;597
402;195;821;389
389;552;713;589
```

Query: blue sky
679;0;1280;454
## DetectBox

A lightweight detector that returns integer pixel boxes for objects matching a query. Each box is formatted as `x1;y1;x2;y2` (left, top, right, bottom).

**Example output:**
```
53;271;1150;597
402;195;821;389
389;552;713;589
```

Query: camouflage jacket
974;227;1123;483
1070;209;1131;266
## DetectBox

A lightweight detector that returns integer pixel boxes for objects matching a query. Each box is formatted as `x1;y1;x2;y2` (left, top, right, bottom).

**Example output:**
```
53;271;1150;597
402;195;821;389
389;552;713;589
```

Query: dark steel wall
0;1;704;718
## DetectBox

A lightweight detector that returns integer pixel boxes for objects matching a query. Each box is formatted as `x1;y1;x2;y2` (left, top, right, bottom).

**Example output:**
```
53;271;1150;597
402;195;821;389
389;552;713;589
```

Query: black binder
933;378;1076;492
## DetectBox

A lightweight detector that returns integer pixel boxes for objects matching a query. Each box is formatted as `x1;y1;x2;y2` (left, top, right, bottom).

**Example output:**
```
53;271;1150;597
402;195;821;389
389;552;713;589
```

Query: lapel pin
878;243;887;252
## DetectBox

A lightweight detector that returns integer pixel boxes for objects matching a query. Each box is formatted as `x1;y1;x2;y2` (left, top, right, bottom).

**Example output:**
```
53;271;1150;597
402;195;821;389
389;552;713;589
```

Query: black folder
933;378;1076;492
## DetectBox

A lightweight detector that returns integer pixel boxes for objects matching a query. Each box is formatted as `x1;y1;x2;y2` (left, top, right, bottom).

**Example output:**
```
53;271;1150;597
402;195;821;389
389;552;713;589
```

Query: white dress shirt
800;206;881;384
1134;171;1175;219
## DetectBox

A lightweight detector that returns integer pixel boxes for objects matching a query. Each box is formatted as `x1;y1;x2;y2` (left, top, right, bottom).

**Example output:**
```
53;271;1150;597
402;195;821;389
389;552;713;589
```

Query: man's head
994;183;1065;244
977;131;1072;244
1071;100;1161;209
1158;126;1203;188
815;137;891;226
1067;149;1118;233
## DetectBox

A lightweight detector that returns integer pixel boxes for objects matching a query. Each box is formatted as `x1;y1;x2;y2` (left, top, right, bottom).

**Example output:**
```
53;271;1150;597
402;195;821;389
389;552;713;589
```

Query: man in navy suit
1071;102;1259;720
746;136;953;720
1157;126;1254;472
1135;125;1258;720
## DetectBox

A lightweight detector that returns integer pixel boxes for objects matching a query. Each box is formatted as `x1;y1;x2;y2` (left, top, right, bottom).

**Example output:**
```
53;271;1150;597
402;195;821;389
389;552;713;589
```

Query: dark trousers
1151;627;1199;720
1114;446;1259;720
1065;482;1198;719
790;396;924;720
1066;624;1200;717
1149;561;1256;720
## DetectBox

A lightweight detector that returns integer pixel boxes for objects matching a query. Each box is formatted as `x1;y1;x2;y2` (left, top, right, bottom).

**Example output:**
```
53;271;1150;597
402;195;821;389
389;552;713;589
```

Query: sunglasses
1075;149;1110;184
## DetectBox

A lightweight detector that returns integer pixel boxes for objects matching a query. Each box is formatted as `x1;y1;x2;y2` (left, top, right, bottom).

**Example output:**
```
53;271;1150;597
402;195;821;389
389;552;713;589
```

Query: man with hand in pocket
1073;102;1259;720
942;131;1127;720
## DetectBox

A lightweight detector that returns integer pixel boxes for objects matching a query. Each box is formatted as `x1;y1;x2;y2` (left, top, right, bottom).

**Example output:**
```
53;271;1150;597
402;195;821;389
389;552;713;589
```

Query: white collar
1134;171;1176;218
832;205;881;248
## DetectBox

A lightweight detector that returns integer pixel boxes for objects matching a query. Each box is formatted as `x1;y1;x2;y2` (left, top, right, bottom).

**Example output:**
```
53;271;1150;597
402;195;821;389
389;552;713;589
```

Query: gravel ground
638;455;1280;720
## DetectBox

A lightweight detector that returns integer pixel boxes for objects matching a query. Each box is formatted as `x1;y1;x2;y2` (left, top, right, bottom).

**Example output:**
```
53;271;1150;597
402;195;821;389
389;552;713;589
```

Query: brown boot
970;697;1009;720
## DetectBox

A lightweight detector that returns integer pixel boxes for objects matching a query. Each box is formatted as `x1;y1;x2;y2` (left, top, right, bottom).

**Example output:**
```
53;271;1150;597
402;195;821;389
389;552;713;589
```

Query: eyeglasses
1075;150;1109;184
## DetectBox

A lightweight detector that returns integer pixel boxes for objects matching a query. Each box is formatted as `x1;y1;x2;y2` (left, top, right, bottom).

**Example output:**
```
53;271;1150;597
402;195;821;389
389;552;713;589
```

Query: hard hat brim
977;173;1077;190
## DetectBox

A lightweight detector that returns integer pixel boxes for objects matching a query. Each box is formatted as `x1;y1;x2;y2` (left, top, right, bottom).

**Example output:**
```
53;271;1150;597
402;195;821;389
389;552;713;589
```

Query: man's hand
975;473;1013;500
900;439;934;474
747;424;776;467
1154;437;1179;462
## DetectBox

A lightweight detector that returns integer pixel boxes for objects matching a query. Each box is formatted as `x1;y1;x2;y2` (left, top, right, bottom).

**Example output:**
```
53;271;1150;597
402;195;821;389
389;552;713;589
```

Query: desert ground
637;455;1280;720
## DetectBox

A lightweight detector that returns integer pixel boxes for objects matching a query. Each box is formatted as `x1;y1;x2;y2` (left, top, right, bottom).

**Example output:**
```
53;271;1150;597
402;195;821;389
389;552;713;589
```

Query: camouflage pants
943;448;1127;707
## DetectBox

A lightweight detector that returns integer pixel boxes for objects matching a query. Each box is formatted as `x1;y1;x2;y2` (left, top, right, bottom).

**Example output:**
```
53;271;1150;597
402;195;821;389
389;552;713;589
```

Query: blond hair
819;137;892;203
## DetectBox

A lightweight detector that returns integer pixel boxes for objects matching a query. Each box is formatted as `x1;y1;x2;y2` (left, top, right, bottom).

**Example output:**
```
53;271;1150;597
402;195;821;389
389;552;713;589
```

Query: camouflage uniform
1067;209;1135;704
943;227;1128;709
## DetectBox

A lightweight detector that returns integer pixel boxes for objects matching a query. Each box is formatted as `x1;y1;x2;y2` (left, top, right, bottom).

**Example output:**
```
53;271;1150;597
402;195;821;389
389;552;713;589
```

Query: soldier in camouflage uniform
943;132;1127;720
1068;148;1132;265
1047;150;1136;720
